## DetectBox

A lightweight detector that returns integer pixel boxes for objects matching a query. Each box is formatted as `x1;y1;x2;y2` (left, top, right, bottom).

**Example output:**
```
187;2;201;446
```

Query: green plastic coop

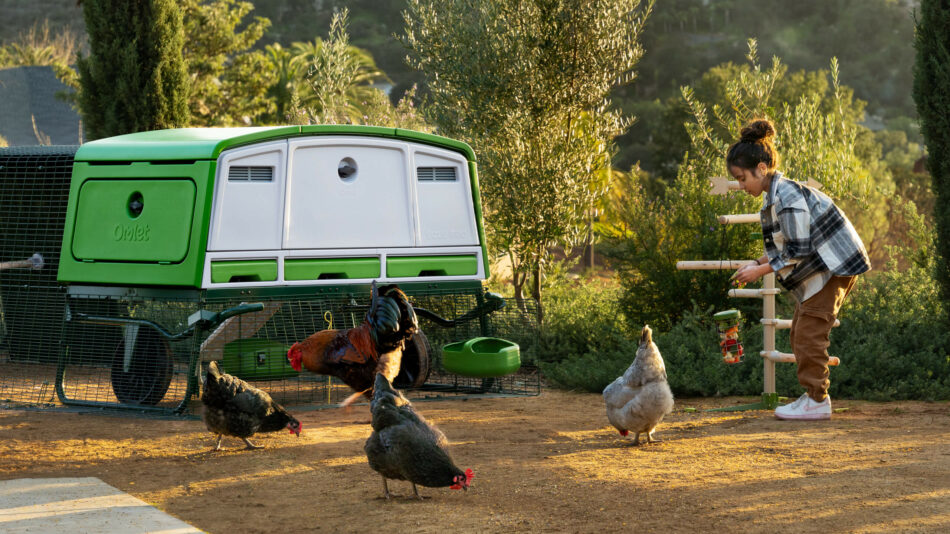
0;126;539;415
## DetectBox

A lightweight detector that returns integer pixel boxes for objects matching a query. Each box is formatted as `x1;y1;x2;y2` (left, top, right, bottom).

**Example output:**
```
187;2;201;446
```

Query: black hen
201;361;302;450
364;373;473;499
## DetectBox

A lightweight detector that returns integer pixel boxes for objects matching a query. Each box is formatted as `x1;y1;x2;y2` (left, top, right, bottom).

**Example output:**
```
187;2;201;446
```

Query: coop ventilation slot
228;166;274;182
417;166;457;182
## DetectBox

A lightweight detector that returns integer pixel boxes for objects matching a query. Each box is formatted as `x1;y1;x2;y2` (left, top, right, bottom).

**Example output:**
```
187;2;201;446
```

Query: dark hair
726;119;779;172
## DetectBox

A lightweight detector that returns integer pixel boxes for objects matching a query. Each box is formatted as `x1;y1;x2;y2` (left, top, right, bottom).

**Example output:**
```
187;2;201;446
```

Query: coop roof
74;125;475;162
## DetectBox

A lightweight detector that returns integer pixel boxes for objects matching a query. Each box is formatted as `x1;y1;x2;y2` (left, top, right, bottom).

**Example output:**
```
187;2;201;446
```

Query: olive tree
402;0;653;311
606;42;870;330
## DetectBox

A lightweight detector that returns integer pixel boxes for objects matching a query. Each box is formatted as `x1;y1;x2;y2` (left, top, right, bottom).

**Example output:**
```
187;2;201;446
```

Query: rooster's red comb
287;344;302;372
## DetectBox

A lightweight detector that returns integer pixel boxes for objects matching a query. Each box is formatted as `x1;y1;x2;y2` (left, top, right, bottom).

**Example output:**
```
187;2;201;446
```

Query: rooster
603;325;674;445
287;282;419;408
201;361;302;451
364;373;473;499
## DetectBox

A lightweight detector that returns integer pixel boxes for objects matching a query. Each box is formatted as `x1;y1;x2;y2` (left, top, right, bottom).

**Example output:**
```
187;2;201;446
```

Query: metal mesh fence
0;147;541;415
0;146;76;407
197;285;541;411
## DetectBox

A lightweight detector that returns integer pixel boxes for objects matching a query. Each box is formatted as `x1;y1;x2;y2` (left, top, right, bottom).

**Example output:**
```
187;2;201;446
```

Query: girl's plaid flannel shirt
761;172;871;301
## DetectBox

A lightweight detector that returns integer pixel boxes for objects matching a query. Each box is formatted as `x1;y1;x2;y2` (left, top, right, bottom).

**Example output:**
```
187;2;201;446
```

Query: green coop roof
74;125;476;162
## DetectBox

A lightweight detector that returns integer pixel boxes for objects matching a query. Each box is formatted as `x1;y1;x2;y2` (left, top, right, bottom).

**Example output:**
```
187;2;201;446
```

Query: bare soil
2;391;949;533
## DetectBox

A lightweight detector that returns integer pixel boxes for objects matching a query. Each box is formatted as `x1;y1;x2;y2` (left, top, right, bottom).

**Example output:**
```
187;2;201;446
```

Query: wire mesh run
0;146;77;408
2;282;540;414
198;285;541;412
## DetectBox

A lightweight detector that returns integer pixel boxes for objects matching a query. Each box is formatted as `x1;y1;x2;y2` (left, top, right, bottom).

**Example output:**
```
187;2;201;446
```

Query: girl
729;119;870;420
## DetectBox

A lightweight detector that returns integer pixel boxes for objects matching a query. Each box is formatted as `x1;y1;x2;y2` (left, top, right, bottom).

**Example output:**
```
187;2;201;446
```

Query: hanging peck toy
713;309;743;364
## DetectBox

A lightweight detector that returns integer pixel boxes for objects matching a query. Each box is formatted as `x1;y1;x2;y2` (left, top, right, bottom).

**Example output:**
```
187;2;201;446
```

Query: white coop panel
208;141;287;251
285;138;414;249
413;149;479;247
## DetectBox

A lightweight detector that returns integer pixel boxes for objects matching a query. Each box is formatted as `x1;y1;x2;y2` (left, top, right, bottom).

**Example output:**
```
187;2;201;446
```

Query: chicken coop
0;127;540;416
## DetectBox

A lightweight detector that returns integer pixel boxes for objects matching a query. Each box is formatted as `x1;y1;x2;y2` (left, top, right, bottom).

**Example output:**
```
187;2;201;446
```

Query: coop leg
213;434;224;451
242;437;263;450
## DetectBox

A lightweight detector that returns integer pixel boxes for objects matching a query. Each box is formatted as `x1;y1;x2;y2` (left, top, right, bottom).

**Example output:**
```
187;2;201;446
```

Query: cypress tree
913;1;950;309
77;0;190;139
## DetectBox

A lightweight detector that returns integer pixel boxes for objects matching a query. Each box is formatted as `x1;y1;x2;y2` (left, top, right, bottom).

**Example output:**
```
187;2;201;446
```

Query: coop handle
71;302;266;341
0;253;43;271
414;292;506;328
213;302;266;323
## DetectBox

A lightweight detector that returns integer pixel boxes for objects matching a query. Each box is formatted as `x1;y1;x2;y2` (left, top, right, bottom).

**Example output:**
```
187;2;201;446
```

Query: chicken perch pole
676;176;840;412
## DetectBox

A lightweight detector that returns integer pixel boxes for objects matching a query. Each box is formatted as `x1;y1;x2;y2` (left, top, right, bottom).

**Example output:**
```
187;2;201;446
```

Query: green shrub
537;278;639;390
539;268;950;400
829;265;950;401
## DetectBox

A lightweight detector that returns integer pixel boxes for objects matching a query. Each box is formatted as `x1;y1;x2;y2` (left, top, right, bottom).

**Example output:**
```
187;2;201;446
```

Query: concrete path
0;477;201;533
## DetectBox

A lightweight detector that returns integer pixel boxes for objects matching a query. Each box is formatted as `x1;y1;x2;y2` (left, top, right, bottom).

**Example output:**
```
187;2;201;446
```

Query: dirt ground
1;391;949;533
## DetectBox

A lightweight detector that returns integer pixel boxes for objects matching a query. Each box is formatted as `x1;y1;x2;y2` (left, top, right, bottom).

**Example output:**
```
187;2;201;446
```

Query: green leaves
913;0;950;316
180;0;271;126
77;0;189;139
403;0;652;302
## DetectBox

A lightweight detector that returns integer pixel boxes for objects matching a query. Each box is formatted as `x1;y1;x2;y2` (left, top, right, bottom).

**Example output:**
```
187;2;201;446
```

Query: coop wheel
394;331;431;389
110;326;173;405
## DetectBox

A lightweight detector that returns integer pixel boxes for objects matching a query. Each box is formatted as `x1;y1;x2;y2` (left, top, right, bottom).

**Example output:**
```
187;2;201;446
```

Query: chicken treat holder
0;127;539;415
713;309;744;364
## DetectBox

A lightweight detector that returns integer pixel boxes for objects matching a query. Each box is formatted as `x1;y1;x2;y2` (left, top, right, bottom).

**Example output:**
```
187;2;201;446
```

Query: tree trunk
512;270;527;313
583;206;595;269
531;262;543;324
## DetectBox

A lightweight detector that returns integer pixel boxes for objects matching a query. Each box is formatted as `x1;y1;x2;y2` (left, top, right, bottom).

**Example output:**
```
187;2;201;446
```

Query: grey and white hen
603;325;674;445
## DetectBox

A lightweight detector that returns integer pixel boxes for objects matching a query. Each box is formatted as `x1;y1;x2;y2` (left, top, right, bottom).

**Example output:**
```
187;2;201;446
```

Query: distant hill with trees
1;0;920;170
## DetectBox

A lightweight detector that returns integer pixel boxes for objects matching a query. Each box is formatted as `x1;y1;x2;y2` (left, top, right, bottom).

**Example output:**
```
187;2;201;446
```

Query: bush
829;265;950;401
537;278;640;391
539;267;950;400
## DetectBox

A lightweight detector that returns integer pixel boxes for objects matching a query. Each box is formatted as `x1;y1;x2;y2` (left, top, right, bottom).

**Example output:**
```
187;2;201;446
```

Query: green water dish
441;337;521;378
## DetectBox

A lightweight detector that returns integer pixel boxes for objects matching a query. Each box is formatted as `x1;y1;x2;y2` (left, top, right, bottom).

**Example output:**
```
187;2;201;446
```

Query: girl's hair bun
726;118;779;171
739;119;775;144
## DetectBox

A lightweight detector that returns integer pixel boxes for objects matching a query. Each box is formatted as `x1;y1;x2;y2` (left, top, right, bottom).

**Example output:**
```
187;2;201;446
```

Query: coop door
413;149;479;247
208;141;287;251
284;138;414;249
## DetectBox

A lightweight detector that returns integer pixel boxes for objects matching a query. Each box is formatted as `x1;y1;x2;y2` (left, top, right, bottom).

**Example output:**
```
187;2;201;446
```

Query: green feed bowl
442;337;521;378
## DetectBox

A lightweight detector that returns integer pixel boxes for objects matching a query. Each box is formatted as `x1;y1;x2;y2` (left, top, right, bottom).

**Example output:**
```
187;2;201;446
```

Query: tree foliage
604;42;868;330
913;0;950;315
286;9;427;130
76;0;190;139
402;0;652;307
180;0;272;126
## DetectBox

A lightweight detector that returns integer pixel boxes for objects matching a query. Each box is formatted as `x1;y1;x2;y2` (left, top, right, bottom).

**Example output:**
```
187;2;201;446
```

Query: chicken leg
213;434;224;451
242;437;263;450
411;483;426;500
381;476;393;499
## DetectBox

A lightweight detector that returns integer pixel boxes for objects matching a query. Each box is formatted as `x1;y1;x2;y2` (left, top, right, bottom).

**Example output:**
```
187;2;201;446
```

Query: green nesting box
221;338;299;380
442;337;521;378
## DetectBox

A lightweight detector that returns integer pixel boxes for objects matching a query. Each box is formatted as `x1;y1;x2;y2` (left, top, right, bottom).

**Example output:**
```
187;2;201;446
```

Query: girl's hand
732;262;764;285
